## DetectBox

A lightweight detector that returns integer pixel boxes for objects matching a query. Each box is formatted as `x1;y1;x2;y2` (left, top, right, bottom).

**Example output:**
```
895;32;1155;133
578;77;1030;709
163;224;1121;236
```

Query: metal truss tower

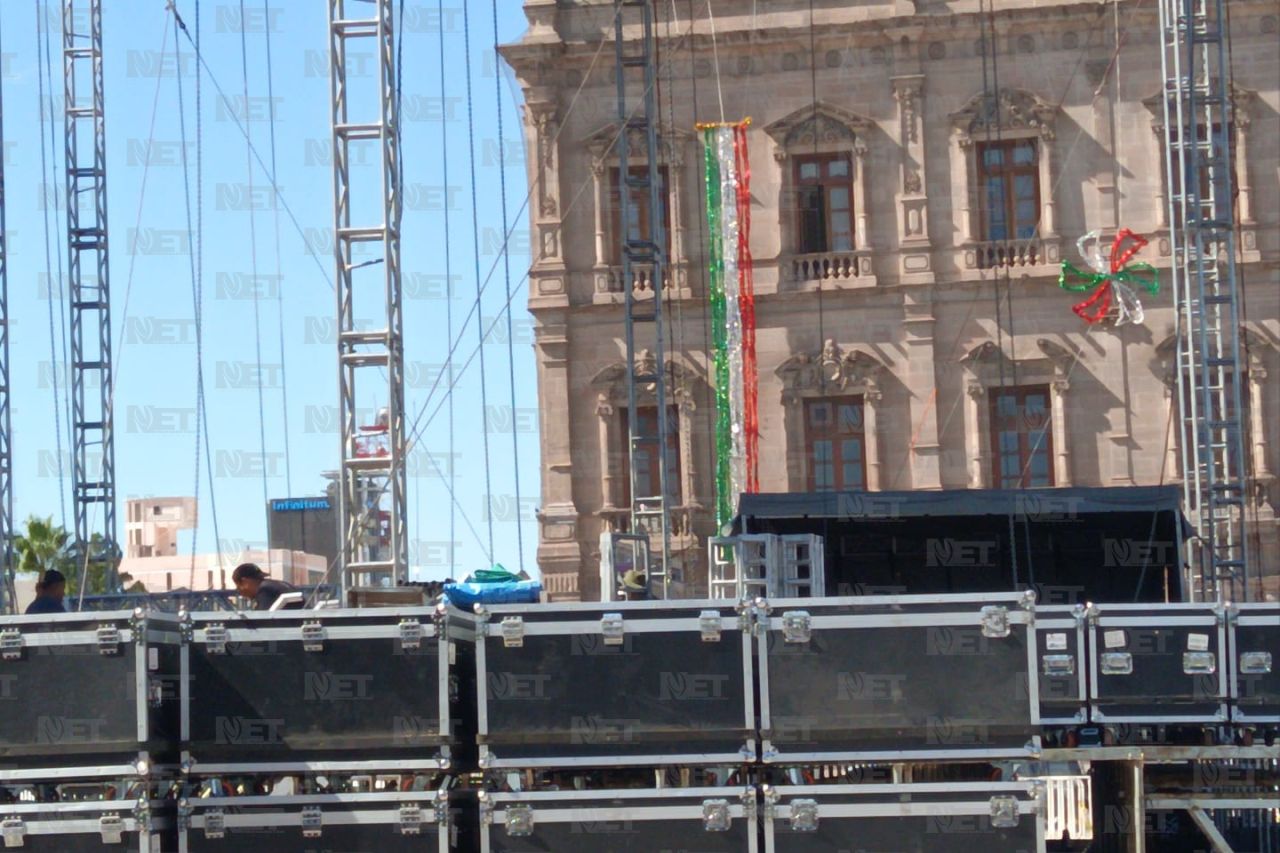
0;54;13;613
614;0;672;597
63;0;118;587
328;0;408;593
1159;0;1251;602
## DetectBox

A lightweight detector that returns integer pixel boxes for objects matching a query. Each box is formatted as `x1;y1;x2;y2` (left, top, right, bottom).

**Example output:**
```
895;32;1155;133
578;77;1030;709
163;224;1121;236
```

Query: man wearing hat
25;570;68;615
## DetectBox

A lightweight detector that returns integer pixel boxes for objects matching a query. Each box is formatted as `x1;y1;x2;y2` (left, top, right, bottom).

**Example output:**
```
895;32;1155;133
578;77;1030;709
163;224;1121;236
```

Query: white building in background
119;497;325;592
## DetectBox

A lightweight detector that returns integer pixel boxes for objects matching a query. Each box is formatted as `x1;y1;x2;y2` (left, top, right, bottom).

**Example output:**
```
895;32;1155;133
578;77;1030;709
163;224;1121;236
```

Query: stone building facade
500;0;1280;601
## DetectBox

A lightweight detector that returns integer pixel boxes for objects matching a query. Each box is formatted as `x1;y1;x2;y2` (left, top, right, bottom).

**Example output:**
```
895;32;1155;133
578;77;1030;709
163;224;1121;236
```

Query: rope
262;0;291;497
489;0;525;574
166;3;334;293
461;0;496;559
35;1;67;529
705;1;725;122
437;0;456;573
236;0;272;571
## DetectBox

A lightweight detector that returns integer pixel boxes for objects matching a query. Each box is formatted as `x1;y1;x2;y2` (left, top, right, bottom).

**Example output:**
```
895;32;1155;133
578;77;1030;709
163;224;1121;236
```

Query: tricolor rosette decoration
1058;228;1159;326
701;120;758;529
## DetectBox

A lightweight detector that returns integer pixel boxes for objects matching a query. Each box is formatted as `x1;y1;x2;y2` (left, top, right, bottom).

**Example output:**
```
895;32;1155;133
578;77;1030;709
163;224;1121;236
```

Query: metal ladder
614;0;672;598
708;535;825;600
1159;0;1251;602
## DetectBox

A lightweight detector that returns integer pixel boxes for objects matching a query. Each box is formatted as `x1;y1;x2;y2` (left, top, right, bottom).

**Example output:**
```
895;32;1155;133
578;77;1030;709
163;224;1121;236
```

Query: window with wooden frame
989;385;1053;488
804;396;866;491
794;153;854;254
609;165;670;264
619;405;682;506
977;139;1040;242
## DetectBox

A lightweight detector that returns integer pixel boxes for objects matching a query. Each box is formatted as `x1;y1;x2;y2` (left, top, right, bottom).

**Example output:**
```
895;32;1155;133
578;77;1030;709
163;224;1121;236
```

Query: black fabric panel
769;816;1040;852
490;819;751;852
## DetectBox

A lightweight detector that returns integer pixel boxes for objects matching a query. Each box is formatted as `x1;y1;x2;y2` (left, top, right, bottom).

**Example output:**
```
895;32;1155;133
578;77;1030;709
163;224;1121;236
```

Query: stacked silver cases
0;609;181;852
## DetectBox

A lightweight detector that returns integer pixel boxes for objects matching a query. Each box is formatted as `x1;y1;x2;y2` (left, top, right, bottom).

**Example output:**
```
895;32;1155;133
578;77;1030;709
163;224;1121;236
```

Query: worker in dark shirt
25;570;68;615
231;563;300;611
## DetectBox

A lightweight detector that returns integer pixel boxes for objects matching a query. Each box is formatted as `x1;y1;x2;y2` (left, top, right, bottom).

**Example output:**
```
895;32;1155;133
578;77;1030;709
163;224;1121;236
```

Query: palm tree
11;518;144;598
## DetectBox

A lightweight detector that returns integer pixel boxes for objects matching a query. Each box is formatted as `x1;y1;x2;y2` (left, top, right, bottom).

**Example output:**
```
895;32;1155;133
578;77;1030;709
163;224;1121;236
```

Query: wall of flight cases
0;596;1274;850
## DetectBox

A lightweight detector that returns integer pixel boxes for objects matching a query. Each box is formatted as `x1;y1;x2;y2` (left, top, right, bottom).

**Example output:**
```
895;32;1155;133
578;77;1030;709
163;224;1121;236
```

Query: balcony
965;237;1061;272
788;250;876;288
598;504;701;541
593;263;691;305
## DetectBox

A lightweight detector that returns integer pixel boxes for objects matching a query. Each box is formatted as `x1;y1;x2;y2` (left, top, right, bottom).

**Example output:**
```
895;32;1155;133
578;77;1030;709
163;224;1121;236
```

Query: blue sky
2;1;538;581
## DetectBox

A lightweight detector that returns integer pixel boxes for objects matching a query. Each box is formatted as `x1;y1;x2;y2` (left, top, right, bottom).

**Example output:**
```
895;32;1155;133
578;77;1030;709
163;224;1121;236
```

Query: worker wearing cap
25;570;68;615
231;563;300;611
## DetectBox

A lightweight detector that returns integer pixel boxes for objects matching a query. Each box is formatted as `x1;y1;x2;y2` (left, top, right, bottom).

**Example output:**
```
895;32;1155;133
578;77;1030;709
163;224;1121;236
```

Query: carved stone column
1247;356;1272;484
1234;92;1255;225
953;131;977;245
852;140;870;251
1085;59;1119;232
902;289;941;489
590;154;609;294
596;395;618;510
1038;125;1058;240
892;74;933;283
676;395;698;507
528;99;562;265
864;382;883;491
533;317;582;588
1051;378;1072;487
668;140;688;293
966;383;988;488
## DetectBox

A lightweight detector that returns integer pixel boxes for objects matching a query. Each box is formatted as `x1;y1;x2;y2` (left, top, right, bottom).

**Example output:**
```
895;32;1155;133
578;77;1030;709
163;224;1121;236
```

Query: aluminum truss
328;0;407;593
614;0;672;597
0;59;12;613
63;0;118;588
1159;0;1251;602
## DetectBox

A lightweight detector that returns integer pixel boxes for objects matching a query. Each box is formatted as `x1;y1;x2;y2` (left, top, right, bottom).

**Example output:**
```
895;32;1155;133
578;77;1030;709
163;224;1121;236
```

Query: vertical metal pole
63;0;117;590
1159;0;1251;602
329;0;407;595
0;33;13;614
614;0;672;597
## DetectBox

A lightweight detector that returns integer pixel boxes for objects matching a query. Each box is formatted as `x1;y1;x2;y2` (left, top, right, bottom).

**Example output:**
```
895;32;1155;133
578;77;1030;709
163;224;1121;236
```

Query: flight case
757;593;1039;762
1035;604;1088;726
1229;603;1279;724
178;790;451;852
0;798;173;852
476;600;755;769
763;782;1045;853
180;604;476;773
0;609;181;770
1087;603;1228;724
479;786;758;852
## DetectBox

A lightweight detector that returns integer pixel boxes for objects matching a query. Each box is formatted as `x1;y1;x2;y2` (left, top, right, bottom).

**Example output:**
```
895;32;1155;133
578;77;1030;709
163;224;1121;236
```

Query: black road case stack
756;592;1040;762
176;603;476;850
762;781;1046;852
475;599;756;769
1229;603;1279;734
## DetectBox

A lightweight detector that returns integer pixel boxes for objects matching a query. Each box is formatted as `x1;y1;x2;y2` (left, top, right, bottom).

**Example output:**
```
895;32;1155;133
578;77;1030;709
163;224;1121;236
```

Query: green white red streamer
702;122;758;529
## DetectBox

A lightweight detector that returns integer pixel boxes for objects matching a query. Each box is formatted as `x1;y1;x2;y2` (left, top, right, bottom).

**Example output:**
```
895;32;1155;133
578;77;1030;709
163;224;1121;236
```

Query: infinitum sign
267;497;338;566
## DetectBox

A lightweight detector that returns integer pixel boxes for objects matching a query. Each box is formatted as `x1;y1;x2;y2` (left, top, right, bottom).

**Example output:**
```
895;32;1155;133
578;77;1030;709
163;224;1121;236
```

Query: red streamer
733;124;759;494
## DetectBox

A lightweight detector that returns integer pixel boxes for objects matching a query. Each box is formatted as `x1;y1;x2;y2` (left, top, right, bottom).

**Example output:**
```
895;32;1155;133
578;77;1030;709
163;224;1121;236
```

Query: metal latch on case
398;804;423;835
790;799;819;832
398;620;424;652
506;804;534;836
699;611;722;642
301;807;323;837
702;799;732;832
981;606;1010;639
782;611;811;644
990;796;1020;828
1101;652;1133;675
500;617;524;648
98;814;125;844
1041;654;1076;677
97;625;122;656
203;810;225;839
203;624;229;655
1183;651;1216;675
301;622;326;653
1240;651;1273;675
1;817;25;848
601;613;625;646
0;629;22;661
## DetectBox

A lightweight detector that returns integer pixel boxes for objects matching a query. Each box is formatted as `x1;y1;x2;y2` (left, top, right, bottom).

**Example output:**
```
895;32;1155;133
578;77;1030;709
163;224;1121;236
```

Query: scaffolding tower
0;49;12;613
614;0;673;597
63;0;118;587
1159;0;1251;602
328;0;408;594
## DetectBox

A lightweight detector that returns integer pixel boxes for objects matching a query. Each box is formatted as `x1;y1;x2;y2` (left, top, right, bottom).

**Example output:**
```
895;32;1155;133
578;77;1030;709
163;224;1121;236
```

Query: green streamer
703;129;732;530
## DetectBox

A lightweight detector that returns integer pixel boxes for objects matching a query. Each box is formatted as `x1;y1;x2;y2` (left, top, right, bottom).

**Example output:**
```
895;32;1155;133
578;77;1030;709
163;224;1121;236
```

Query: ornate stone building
500;0;1280;601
